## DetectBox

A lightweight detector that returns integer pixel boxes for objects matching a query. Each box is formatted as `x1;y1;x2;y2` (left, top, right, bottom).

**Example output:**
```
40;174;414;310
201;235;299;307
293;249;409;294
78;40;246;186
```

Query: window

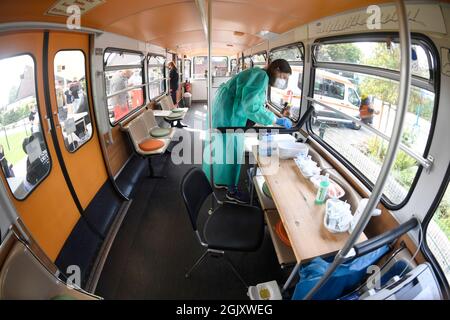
212;57;228;76
314;72;345;100
427;183;450;283
243;56;252;70
0;54;51;200
104;49;145;125
348;87;360;107
177;58;182;82
54;50;92;152
183;59;191;81
193;56;229;78
238;57;243;72
193;56;207;79
251;52;267;68
147;55;166;100
230;58;238;75
269;44;304;121
314;41;431;79
309;37;438;206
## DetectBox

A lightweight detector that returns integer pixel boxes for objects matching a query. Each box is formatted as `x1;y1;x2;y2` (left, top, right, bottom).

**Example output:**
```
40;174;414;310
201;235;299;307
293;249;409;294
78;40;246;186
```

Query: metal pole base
185;249;248;288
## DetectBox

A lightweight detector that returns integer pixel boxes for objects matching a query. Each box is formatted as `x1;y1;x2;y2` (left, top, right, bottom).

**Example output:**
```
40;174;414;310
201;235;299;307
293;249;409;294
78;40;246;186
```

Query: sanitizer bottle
315;173;330;205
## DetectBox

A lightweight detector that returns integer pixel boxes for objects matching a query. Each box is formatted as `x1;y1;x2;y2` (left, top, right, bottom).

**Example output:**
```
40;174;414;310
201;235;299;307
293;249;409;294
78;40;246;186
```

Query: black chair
180;167;264;287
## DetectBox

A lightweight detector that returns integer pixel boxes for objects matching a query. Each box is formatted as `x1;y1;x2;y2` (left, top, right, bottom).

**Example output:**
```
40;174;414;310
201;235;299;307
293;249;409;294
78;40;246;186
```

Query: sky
0;51;86;108
0;55;34;107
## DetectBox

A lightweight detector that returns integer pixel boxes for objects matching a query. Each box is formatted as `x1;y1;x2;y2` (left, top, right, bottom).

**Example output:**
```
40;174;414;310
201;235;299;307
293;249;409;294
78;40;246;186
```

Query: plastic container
258;134;278;157
294;156;320;178
310;175;345;199
247;281;282;300
183;92;192;108
315;173;330;205
278;142;309;160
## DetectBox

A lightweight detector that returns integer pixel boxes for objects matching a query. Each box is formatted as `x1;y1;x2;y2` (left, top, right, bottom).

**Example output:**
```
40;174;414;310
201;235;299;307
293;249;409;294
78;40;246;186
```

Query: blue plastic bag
292;245;389;300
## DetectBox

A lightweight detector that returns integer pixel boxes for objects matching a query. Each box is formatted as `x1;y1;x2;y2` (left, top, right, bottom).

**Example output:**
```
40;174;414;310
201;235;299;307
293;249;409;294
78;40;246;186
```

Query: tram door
0;32;80;261
46;31;107;209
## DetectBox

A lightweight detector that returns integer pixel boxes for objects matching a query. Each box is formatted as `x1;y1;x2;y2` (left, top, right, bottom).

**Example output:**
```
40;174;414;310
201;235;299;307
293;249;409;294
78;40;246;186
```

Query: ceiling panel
1;0;448;55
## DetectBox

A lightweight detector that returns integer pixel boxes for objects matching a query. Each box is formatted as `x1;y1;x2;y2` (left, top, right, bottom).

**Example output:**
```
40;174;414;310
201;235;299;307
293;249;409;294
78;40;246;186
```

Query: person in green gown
203;59;293;203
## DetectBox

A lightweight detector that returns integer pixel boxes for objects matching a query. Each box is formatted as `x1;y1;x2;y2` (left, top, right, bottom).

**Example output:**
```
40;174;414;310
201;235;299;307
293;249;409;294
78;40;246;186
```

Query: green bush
394;165;417;188
0;105;30;126
366;137;387;162
438;199;450;220
401;129;416;147
394;150;417;171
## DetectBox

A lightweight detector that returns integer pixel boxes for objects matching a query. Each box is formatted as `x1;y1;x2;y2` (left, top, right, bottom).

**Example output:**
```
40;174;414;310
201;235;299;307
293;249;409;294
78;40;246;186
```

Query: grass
0;127;29;166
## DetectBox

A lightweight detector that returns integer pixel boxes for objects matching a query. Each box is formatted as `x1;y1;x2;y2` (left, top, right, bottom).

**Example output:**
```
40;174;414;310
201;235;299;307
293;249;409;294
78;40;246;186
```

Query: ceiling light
258;30;279;40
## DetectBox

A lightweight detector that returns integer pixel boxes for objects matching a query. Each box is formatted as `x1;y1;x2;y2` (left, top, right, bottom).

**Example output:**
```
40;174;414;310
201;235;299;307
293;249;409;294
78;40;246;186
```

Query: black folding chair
180;167;264;287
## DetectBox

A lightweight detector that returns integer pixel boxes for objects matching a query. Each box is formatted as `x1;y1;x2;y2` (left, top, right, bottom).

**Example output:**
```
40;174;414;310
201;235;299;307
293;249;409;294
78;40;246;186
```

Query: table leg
282;262;300;293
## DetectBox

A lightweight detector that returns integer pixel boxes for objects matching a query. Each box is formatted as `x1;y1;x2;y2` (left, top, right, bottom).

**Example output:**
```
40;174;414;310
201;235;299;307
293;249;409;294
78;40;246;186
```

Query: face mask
273;78;288;90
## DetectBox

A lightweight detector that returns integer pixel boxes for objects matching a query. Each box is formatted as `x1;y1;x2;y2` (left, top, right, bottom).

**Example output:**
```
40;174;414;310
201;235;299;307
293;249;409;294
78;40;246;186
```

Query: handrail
106;84;148;99
306;97;433;170
215;104;315;134
304;0;413;300
104;65;144;72
0;21;103;35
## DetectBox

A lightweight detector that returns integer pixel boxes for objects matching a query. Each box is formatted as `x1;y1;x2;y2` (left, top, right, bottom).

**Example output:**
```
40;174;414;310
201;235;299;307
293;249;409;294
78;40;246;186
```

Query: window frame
0;52;53;201
146;53;167;101
306;33;440;210
267;42;305;122
53;49;94;153
103;47;146;126
422;161;450;297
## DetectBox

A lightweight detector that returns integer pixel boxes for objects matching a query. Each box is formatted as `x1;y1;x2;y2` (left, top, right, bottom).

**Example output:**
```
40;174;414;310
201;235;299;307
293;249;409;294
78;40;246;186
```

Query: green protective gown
202;67;276;187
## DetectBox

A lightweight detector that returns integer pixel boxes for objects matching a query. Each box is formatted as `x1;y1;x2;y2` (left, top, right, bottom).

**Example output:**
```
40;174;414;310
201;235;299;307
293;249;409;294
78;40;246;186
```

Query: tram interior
0;0;449;301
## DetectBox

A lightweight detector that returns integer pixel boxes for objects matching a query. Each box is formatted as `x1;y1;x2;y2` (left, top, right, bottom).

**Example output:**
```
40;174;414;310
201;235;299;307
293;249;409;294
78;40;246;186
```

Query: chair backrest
159;95;174;110
141;110;158;131
126;117;148;148
180;167;213;231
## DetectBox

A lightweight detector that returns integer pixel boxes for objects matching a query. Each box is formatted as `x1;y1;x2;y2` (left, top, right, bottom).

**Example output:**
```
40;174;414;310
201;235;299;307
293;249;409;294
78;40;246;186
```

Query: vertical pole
207;0;215;210
304;0;412;300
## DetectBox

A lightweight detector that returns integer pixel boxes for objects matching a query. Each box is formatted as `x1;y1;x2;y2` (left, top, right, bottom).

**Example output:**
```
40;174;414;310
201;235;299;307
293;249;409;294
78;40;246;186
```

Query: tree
358;43;433;121
316;43;362;64
359;43;400;105
8;85;18;104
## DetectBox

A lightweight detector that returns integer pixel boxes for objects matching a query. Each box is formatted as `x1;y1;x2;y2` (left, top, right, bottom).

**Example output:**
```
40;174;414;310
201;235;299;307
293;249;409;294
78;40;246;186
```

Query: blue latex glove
276;117;293;129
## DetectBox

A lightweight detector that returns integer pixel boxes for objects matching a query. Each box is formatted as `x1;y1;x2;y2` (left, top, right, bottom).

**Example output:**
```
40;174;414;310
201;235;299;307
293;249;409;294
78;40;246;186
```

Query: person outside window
359;94;379;125
111;70;133;121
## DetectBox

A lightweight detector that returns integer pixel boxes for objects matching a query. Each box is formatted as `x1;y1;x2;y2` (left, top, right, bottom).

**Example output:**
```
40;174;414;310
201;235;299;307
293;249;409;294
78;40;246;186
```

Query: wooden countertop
253;146;367;263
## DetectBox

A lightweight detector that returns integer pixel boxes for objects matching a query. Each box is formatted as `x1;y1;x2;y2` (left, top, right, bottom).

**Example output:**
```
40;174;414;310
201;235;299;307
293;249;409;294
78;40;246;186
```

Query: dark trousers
170;89;177;105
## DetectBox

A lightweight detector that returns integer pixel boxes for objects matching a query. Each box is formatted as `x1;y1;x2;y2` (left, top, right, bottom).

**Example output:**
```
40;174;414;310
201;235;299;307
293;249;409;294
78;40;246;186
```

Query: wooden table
251;145;367;290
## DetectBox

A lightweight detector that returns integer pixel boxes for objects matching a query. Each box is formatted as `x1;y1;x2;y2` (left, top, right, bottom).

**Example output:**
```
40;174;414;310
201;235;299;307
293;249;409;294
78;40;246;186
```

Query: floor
95;103;288;299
